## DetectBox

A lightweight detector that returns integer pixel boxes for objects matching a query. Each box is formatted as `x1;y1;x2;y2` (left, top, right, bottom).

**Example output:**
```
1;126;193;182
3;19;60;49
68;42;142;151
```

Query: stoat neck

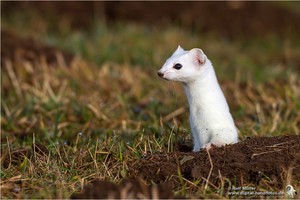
182;67;230;114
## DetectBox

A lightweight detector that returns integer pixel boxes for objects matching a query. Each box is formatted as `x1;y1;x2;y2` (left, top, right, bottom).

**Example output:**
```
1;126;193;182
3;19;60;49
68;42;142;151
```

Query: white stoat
158;45;238;151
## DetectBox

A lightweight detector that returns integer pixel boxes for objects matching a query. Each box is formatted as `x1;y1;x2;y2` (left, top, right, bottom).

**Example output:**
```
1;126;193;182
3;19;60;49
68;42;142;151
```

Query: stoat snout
157;70;170;80
157;71;164;77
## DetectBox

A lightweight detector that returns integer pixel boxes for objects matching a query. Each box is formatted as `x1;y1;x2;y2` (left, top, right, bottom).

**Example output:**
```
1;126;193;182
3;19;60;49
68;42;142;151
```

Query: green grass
1;11;300;198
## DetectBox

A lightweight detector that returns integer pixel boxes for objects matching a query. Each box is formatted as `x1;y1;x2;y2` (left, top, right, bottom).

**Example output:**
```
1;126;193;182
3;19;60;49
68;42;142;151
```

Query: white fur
158;46;238;151
286;185;297;198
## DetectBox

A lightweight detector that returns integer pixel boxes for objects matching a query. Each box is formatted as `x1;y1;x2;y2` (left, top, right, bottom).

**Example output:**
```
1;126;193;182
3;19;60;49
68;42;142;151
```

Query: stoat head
157;45;209;83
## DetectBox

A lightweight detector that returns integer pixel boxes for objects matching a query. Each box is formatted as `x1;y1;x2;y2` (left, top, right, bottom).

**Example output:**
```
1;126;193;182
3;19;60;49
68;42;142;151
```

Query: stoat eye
173;63;182;70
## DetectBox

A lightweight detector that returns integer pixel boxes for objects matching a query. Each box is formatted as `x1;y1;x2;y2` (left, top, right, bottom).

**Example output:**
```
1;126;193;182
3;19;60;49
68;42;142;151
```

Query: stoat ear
189;48;206;66
172;45;185;56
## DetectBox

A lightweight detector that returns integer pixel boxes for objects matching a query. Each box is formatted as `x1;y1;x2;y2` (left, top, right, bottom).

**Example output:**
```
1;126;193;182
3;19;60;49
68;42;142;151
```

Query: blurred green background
2;2;300;78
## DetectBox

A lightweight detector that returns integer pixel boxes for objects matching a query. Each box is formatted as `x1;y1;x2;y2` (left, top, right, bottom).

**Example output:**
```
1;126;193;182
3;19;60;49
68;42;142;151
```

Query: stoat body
158;46;238;151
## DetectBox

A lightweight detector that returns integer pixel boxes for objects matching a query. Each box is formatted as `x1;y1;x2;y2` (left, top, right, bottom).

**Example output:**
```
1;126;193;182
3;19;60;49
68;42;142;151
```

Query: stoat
158;46;238;151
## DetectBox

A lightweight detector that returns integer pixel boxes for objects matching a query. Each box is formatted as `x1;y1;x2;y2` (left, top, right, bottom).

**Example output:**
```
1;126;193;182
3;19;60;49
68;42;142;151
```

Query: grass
1;10;300;198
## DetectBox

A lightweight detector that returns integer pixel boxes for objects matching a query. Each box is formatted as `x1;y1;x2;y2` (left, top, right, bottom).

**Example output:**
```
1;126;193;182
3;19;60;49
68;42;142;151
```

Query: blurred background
2;1;300;137
2;1;300;36
2;2;300;70
2;1;300;140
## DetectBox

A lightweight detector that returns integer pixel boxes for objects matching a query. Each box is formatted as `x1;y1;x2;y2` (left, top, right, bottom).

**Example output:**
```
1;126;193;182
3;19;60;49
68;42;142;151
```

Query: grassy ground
1;11;300;198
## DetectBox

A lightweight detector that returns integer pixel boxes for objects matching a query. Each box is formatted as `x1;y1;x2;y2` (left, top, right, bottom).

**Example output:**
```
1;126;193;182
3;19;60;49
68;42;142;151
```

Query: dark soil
72;135;299;199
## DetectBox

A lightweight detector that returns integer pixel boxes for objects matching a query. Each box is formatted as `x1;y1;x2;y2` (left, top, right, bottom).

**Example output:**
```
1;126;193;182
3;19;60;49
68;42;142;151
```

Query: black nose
157;71;164;77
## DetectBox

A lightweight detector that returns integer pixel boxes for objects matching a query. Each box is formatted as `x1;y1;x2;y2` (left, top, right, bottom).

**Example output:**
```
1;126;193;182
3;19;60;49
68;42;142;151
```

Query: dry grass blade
163;107;186;122
4;60;23;97
204;148;214;192
251;149;284;159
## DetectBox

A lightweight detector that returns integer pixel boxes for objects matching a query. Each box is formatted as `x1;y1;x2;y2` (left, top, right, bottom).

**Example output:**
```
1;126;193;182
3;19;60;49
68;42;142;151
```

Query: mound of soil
131;135;300;188
71;135;299;199
71;179;175;199
1;30;74;66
